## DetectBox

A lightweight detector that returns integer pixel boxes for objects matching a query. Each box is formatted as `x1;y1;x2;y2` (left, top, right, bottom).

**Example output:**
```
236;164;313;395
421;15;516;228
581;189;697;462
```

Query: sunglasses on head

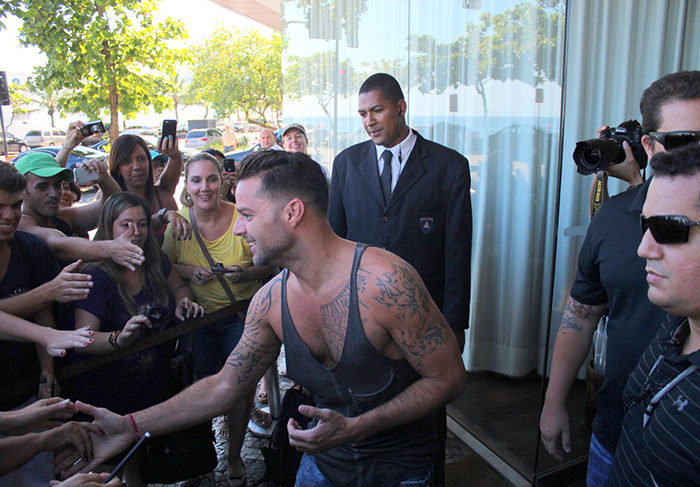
640;214;700;244
647;131;700;151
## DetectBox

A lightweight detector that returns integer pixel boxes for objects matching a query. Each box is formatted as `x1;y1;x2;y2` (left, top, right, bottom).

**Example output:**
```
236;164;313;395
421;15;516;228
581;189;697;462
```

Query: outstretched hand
46;260;93;303
53;402;132;479
175;297;204;321
44;326;94;357
50;472;122;487
0;397;79;436
287;405;353;454
110;224;145;271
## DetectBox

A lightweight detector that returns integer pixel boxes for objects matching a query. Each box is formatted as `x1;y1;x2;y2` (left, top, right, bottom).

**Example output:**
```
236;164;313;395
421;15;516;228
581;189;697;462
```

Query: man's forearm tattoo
559;297;592;334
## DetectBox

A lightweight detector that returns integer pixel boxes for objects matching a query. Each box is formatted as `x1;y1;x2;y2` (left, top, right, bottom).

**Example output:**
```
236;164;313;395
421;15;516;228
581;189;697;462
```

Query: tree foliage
5;0;188;139
285;50;356;134
187;28;283;126
6;82;33;126
410;0;564;117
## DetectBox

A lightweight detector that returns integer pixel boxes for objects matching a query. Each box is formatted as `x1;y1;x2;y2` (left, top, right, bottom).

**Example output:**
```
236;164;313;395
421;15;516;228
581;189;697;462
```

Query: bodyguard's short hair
0;161;27;194
237;150;328;215
650;144;700;179
640;71;700;134
359;73;404;104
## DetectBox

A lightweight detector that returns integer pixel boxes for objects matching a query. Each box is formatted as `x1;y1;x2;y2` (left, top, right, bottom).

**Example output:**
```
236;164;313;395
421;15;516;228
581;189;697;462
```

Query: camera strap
589;171;609;219
188;207;240;309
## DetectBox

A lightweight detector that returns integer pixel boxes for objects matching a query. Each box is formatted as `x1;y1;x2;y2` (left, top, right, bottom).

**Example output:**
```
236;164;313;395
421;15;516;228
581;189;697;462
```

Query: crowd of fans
0;121;278;486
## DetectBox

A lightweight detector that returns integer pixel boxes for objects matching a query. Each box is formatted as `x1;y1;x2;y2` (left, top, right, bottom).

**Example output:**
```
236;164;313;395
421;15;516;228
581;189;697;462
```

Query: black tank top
281;243;437;487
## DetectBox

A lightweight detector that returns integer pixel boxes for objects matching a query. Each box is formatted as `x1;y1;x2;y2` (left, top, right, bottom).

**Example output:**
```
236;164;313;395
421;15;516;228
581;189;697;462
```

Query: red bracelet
126;413;141;441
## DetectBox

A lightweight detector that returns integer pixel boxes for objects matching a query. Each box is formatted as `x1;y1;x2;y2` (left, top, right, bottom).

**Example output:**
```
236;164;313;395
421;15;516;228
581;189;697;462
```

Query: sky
1;0;270;131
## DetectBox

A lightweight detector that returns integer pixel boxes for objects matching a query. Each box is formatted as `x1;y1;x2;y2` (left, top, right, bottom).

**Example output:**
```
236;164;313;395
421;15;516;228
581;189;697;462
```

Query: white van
24;128;66;148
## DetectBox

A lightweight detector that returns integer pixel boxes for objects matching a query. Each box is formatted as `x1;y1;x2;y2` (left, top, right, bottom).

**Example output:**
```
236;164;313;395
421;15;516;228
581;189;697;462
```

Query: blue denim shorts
295;454;433;487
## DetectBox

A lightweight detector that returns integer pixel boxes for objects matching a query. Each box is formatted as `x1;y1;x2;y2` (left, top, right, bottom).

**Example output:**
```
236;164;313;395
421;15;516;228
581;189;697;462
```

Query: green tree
6;82;34;127
285;51;356;136
410;0;564;124
5;0;188;139
27;82;64;127
188;28;282;126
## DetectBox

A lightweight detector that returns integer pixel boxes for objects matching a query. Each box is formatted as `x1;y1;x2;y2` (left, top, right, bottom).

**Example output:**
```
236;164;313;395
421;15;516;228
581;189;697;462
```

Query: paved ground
150;350;474;486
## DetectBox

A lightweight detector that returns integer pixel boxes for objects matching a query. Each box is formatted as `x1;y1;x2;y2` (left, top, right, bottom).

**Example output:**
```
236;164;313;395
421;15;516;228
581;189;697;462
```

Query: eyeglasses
647;131;700;151
640;214;700;244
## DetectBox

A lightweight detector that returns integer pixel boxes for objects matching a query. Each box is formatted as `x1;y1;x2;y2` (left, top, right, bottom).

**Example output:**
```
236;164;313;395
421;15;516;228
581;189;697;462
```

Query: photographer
540;71;700;486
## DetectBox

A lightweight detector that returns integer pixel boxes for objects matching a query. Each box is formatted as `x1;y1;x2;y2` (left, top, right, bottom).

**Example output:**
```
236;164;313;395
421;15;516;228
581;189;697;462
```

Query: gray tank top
281;243;437;487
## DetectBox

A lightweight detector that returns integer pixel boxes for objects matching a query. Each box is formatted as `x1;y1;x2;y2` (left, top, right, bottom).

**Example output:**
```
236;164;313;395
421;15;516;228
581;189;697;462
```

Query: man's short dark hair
640;71;700;133
237;150;329;215
203;148;225;160
650;144;700;179
359;73;404;104
0;162;27;193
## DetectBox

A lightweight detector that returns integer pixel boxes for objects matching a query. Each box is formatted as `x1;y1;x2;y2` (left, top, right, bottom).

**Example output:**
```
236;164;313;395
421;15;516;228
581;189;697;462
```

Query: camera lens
573;139;625;175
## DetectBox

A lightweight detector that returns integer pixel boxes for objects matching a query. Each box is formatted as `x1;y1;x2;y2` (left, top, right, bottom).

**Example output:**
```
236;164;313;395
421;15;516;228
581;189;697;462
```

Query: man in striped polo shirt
608;144;700;486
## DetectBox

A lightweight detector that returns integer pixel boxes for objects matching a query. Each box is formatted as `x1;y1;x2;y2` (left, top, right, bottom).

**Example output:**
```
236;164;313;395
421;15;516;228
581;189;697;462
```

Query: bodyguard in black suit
329;73;473;339
329;73;472;486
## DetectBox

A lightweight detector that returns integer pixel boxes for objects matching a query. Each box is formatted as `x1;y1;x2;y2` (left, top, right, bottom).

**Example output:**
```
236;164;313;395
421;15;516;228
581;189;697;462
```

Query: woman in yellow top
162;152;274;486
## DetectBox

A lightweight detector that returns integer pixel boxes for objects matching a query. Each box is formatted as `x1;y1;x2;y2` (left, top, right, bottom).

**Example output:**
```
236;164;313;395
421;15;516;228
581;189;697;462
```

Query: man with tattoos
540;71;700;486
59;150;467;487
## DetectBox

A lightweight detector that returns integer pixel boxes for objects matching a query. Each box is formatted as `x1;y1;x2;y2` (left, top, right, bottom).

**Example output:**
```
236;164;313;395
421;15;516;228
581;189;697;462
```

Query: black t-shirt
570;183;671;453
0;231;61;410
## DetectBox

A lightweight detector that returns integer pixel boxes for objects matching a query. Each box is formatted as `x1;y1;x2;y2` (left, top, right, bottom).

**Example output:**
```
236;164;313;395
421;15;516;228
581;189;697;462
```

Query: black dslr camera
573;120;648;175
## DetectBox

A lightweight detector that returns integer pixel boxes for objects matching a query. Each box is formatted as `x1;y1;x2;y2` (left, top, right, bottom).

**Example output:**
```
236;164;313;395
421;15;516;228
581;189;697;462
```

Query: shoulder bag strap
188;207;238;305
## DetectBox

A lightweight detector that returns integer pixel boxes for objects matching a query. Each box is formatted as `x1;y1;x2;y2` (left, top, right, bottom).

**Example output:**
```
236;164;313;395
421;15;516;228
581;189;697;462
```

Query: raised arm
26;223;145;271
288;257;467;453
155;135;183;194
55;121;87;168
540;295;605;460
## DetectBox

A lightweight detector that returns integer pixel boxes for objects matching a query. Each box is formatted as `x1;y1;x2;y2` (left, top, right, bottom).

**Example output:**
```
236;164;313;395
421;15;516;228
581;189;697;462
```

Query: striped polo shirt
608;315;700;486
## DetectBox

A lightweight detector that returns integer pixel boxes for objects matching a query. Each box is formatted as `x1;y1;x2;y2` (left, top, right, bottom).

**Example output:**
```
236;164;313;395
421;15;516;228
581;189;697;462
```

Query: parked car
232;121;246;133
185;128;222;149
24;128;67;148
120;128;159;147
0;132;29;156
91;139;157;153
11;146;107;169
224;144;260;162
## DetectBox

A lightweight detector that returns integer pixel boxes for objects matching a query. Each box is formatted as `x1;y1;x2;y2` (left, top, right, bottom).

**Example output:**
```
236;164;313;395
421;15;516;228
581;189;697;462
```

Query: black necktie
380;149;392;204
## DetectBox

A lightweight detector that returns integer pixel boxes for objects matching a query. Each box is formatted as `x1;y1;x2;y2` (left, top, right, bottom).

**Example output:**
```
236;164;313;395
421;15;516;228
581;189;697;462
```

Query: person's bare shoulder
245;272;285;339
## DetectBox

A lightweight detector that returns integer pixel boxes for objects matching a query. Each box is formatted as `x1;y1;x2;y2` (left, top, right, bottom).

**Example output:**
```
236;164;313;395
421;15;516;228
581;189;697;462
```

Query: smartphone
73;166;99;186
80;120;106;136
161;119;177;139
102;432;150;483
222;158;236;173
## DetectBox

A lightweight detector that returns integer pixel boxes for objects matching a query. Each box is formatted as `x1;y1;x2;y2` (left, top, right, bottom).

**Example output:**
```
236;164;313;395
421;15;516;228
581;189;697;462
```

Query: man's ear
642;134;655;161
397;99;407;118
284;198;306;228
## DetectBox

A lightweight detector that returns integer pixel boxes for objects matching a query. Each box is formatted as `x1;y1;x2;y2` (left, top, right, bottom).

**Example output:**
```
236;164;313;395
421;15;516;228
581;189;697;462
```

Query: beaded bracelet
108;330;122;349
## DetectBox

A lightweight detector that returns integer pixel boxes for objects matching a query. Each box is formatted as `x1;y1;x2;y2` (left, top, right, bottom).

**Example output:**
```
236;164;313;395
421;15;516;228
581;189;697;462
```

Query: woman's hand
50;472;122;487
164;210;192;241
220;171;235;199
175;297;205;321
223;265;244;283
43;421;97;460
0;397;79;436
190;266;213;286
116;315;151;348
44;327;94;357
157;134;182;159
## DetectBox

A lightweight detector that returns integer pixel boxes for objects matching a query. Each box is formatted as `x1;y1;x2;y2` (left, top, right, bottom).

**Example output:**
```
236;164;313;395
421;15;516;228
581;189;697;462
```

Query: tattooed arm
55;277;283;478
540;295;606;461
288;255;467;454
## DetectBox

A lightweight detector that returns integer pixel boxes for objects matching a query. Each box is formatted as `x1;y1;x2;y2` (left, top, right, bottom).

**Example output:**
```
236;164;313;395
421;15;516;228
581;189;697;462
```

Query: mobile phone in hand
73;166;99;186
222;158;236;173
161;119;177;139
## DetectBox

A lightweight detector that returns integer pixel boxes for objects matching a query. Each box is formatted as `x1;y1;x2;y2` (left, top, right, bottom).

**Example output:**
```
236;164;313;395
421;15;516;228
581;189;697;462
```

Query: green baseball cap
15;152;74;182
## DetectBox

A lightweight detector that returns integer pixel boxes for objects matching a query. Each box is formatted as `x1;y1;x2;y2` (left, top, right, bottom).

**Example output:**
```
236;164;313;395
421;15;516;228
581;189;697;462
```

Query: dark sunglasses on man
640;214;700;244
647;130;700;151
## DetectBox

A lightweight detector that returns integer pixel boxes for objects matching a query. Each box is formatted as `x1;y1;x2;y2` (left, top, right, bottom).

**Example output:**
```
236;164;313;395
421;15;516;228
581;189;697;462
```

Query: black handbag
138;350;218;483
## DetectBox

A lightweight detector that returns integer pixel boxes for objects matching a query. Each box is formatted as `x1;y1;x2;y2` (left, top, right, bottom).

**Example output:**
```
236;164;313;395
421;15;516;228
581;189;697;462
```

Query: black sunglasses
647;131;700;151
640;214;700;244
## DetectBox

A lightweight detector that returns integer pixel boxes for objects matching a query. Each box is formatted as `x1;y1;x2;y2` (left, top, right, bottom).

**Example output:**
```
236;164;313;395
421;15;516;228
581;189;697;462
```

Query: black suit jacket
329;131;472;330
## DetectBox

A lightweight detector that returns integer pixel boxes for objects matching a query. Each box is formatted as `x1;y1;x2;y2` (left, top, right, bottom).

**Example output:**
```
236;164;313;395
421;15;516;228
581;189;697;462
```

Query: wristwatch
157;208;168;224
